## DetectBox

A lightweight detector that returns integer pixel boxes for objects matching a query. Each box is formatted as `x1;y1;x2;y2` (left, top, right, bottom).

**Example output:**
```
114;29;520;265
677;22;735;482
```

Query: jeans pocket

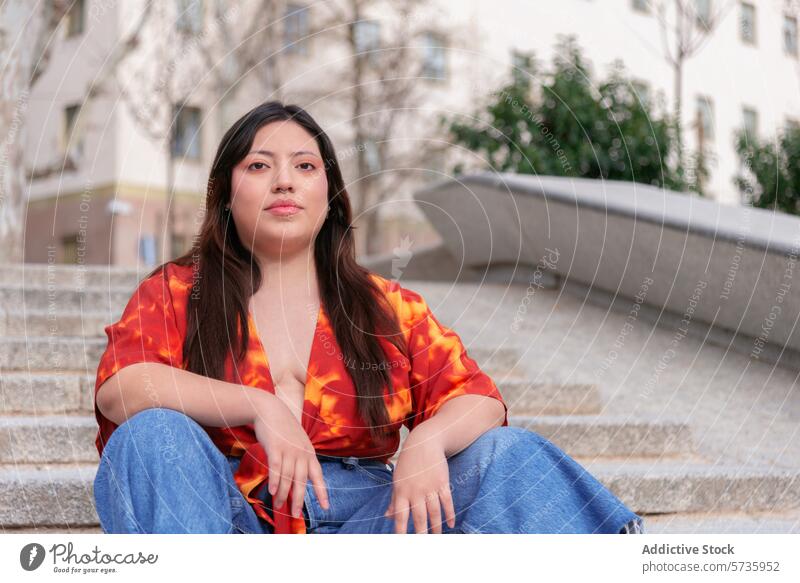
352;463;393;485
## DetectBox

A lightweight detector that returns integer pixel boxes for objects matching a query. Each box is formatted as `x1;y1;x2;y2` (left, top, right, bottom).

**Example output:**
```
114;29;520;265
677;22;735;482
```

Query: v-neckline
248;298;324;396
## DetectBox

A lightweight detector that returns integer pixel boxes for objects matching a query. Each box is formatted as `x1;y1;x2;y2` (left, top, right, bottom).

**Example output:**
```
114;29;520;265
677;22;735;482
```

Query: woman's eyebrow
247;149;319;158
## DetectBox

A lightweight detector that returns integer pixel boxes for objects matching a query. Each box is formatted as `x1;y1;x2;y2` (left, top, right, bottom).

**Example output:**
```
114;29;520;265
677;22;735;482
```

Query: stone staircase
1;264;799;533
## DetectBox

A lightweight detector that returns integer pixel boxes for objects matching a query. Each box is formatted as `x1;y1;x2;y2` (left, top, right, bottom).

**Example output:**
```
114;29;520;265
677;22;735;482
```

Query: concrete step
642;509;800;533
4;411;684;466
0;337;106;371
0;285;131;313
0;464;99;527
580;457;800;514
0;372;94;414
0;309;116;337
467;346;525;378
2;525;102;533
3;455;798;529
0;336;520;378
0;416;98;464
2;412;682;465
0;263;140;288
509;415;693;457
498;379;603;415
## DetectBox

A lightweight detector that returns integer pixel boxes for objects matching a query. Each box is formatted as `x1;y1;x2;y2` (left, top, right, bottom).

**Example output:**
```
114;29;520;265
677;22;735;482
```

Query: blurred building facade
23;0;800;266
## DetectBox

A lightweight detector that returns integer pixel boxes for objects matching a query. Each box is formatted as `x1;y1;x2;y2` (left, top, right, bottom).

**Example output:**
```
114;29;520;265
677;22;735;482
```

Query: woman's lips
266;205;302;216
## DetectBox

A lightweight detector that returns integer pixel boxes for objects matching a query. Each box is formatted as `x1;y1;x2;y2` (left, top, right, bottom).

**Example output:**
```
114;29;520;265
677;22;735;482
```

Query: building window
784;15;798;57
176;0;204;34
631;80;651;109
695;95;715;142
511;49;536;84
742;106;758;140
171;104;202;160
284;3;309;55
631;0;650;14
66;0;85;37
740;2;756;45
139;235;158;267
420;32;446;80
63;104;84;160
171;232;188;257
61;234;79;264
695;0;712;30
353;20;381;63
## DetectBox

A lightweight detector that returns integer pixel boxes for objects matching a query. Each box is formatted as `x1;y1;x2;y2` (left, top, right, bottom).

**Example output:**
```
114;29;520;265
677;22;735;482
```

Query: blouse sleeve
403;289;509;431
94;266;185;422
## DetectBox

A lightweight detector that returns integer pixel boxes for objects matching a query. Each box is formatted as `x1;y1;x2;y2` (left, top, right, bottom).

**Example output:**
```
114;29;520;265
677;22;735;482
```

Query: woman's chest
234;311;414;436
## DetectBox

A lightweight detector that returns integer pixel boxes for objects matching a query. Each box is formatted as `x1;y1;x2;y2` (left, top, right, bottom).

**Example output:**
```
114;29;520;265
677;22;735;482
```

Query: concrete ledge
0;264;140;288
582;458;800;514
414;173;800;369
498;379;602;415
0;338;106;371
0;464;99;527
0;372;87;414
0;417;97;463
510;415;693;457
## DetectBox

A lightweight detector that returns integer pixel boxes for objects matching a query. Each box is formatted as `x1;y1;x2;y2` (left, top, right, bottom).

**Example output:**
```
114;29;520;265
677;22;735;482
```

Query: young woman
92;101;645;535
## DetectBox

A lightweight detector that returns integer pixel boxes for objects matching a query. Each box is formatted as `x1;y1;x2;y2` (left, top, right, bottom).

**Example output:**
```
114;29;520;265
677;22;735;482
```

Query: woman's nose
272;163;294;192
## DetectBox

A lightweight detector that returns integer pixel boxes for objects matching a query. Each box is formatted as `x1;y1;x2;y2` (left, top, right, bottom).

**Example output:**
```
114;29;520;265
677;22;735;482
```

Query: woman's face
229;120;329;261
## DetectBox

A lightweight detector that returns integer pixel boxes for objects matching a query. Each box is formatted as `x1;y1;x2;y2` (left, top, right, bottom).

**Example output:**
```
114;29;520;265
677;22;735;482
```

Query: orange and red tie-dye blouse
93;262;508;534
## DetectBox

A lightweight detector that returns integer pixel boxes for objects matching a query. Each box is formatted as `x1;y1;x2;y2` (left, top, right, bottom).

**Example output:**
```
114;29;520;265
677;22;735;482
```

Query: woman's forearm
96;362;270;428
406;394;506;457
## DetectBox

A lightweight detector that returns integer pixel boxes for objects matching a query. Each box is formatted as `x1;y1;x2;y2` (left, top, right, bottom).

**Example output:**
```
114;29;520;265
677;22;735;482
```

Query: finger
291;459;307;518
275;455;294;510
394;497;410;534
411;497;428;534
439;485;456;529
308;461;330;510
426;493;443;534
384;495;393;518
268;451;282;497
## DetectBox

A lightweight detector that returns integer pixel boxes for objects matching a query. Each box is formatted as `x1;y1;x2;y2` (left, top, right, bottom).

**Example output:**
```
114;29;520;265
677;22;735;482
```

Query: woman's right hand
251;392;330;517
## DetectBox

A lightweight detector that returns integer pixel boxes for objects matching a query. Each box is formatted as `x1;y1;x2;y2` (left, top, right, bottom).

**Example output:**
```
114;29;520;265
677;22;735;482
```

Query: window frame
171;104;203;161
283;3;310;55
784;14;798;57
353;19;381;64
175;0;204;35
420;31;447;81
65;0;85;38
695;0;712;30
695;95;715;142
739;1;757;46
741;106;758;141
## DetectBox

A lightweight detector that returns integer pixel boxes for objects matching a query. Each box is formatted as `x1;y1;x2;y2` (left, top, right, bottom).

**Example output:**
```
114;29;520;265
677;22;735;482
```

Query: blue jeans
93;408;645;534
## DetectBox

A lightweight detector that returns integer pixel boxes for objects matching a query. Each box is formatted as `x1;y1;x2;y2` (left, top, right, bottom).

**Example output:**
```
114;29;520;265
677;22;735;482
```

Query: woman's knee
469;425;544;456
104;407;214;463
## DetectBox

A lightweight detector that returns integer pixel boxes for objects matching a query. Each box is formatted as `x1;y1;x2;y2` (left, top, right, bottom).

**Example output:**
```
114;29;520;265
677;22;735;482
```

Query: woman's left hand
384;428;457;533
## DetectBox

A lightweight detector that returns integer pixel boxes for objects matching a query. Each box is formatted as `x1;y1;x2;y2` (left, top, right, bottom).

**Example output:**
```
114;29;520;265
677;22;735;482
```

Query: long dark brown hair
146;100;406;441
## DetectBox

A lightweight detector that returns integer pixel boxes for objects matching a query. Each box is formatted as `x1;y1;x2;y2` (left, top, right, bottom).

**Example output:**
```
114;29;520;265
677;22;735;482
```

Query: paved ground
406;278;800;475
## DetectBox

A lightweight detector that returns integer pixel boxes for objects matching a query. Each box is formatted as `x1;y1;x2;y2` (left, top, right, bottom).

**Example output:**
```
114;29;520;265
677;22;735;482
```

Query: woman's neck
252;245;320;300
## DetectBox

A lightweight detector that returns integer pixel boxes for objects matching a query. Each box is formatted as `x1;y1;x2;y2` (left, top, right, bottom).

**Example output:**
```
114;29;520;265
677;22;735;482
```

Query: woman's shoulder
367;272;429;324
134;261;196;305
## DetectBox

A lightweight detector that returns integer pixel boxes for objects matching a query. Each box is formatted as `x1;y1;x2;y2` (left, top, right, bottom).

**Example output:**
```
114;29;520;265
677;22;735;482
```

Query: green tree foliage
443;36;703;194
734;127;800;216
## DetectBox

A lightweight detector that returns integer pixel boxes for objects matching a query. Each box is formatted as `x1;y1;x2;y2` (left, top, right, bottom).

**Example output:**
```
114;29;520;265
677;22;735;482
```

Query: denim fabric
93;408;645;534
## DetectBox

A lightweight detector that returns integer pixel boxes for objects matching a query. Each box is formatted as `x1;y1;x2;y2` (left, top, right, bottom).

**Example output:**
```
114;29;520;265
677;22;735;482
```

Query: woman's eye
298;162;315;171
248;162;268;171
